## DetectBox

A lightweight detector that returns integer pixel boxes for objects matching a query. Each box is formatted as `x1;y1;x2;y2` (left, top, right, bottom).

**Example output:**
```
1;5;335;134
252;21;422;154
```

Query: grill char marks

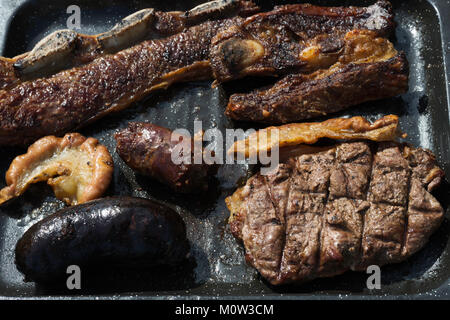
403;179;444;256
403;147;445;257
241;175;285;282
321;142;372;275
227;142;445;285
358;144;409;267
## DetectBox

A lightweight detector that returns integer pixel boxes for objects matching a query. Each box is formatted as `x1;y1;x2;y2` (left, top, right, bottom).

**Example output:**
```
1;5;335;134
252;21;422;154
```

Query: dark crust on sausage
225;53;409;123
15;197;190;284
115;122;216;193
227;142;445;285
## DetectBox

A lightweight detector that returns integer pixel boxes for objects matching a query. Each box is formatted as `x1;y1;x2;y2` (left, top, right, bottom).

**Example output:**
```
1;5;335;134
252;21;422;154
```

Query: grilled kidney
15;197;190;284
115;122;217;193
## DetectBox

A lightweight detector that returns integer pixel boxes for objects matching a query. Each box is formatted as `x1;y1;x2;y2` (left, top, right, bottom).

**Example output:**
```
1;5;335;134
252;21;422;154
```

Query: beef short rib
210;1;408;123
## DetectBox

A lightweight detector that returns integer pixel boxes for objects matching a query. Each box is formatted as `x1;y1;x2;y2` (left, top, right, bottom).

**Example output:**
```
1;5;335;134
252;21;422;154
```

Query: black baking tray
0;0;449;299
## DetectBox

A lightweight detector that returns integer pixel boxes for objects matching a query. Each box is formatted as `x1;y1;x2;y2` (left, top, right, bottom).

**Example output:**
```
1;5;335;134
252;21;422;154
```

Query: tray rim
0;0;449;300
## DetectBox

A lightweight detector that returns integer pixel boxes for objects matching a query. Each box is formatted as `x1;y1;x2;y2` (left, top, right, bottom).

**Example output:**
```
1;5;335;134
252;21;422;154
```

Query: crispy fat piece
228;115;405;159
0;133;113;206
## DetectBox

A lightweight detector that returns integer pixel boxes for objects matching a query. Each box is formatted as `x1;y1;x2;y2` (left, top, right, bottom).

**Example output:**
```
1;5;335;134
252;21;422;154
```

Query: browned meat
0;1;407;145
226;142;445;285
209;1;408;123
226;52;409;123
115;122;217;193
0;11;184;89
210;1;395;82
0;0;259;89
0;1;259;147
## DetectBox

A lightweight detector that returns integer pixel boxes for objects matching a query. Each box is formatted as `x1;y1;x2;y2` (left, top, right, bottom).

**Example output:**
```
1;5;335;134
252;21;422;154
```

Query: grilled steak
226;142;445;285
0;2;259;147
115;122;217;193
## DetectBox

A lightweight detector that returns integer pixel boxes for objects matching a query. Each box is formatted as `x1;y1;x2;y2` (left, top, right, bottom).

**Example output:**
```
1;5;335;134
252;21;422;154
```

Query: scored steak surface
227;142;445;285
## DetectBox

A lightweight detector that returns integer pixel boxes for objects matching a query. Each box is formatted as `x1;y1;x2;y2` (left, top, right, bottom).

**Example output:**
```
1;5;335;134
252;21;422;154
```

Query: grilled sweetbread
226;142;445;285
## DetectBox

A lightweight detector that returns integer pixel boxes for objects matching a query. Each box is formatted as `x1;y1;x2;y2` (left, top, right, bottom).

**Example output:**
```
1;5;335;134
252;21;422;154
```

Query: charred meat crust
0;1;259;88
1;11;183;88
115;122;216;193
210;0;395;82
226;142;445;285
0;17;245;147
15;197;190;284
0;1;403;145
225;53;409;123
